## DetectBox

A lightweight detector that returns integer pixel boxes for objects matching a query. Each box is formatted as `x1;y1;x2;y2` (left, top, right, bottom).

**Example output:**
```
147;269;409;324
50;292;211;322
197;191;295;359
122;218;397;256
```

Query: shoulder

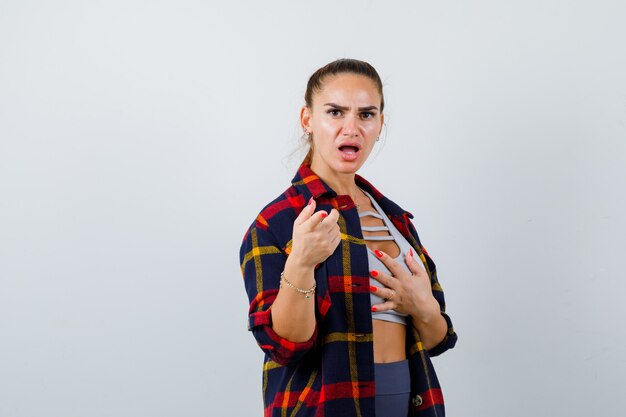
243;184;307;247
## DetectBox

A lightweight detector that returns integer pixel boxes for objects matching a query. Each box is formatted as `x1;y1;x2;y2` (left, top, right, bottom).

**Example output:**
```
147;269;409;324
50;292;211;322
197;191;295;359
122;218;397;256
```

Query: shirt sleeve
239;223;318;366
420;245;458;357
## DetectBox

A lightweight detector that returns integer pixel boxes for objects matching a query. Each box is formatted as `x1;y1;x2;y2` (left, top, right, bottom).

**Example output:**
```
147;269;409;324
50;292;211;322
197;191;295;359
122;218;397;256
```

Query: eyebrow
324;103;379;111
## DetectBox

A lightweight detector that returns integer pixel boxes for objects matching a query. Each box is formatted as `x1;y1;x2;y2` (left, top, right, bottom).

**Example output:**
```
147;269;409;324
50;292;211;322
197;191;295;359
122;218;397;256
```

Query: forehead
313;73;381;106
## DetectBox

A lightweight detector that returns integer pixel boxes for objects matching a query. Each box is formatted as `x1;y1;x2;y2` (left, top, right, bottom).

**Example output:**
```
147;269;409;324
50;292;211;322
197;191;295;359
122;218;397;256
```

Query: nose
342;113;359;137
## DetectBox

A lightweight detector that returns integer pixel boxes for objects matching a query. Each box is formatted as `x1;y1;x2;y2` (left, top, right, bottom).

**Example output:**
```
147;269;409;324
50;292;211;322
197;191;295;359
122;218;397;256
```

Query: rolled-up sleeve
240;224;317;366
420;245;458;357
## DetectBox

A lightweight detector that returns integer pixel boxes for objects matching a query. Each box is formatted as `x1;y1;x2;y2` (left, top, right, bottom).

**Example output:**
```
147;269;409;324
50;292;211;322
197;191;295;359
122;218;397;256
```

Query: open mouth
338;144;361;161
338;145;359;154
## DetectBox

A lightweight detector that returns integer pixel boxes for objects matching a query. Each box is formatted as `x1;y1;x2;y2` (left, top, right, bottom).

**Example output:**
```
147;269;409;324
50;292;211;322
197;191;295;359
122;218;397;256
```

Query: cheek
318;118;340;132
363;143;376;158
363;123;381;135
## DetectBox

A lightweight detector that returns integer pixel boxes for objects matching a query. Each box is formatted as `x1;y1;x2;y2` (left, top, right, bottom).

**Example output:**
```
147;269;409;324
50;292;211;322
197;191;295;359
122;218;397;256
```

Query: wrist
410;300;442;327
280;271;316;299
285;252;316;272
283;256;315;285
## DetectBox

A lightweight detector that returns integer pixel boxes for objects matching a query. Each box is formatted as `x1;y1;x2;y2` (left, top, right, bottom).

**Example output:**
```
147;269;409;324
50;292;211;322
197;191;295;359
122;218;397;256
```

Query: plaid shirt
240;163;457;417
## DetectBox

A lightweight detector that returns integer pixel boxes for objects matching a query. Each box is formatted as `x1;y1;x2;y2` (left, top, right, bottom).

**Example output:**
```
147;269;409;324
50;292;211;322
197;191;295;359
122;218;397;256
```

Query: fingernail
370;270;379;277
409;248;413;257
308;198;313;206
320;212;328;218
369;285;378;292
371;306;377;312
374;250;383;258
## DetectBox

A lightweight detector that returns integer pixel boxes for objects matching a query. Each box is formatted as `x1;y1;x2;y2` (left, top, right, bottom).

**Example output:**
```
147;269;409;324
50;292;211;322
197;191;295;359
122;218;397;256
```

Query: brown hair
302;59;385;165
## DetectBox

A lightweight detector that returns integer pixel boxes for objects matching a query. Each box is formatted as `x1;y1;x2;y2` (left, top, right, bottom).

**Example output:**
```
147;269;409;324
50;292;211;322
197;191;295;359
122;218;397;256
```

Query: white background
1;1;625;416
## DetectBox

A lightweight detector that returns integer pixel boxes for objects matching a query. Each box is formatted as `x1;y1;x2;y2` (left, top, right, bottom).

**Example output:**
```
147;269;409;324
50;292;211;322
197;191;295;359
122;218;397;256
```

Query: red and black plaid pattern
240;163;457;417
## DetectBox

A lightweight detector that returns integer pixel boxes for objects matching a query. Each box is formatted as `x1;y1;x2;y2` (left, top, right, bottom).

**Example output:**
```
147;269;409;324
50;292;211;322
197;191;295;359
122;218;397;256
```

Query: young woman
239;59;457;417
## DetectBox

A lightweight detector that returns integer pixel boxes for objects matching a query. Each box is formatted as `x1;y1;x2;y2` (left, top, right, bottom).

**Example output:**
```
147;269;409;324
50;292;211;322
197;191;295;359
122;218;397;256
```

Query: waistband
374;359;410;395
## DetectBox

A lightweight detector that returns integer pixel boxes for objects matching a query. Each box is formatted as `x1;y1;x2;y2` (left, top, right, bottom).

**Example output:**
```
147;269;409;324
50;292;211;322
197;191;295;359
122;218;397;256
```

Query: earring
304;131;311;140
375;136;380;142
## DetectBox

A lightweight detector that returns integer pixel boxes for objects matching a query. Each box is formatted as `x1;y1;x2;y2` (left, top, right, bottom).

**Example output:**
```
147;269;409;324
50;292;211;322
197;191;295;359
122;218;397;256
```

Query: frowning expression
301;73;384;178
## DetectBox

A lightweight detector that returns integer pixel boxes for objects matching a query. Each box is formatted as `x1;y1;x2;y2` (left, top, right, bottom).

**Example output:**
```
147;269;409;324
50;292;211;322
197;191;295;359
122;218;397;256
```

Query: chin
333;160;364;174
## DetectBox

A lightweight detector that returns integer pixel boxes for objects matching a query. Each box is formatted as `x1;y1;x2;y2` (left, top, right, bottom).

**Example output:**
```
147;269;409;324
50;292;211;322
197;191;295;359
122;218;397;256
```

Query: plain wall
1;1;625;416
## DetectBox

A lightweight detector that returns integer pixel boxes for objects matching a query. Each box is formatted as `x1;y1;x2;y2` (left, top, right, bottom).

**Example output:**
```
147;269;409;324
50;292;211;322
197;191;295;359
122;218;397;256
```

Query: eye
361;111;376;119
327;108;342;117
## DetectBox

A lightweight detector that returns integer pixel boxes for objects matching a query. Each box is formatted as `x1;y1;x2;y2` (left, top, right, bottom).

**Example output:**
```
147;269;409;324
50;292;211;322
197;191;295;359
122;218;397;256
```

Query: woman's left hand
369;249;440;321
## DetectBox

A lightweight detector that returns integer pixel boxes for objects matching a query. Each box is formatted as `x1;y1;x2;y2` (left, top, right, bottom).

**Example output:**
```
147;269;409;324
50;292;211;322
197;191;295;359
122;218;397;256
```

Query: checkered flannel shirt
240;163;457;417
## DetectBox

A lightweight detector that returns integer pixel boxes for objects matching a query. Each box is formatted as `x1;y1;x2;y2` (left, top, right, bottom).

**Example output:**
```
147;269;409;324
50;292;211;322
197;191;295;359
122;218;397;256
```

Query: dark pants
374;360;410;417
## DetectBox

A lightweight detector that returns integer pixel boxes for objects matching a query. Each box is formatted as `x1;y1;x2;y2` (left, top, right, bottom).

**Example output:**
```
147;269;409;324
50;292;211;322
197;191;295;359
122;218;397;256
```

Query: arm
409;294;448;351
419;246;457;356
269;257;317;343
240;199;340;365
271;199;340;342
240;225;315;366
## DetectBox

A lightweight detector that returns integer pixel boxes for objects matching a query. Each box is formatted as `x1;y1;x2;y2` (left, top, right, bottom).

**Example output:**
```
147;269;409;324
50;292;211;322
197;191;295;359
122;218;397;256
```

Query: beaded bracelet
280;271;316;299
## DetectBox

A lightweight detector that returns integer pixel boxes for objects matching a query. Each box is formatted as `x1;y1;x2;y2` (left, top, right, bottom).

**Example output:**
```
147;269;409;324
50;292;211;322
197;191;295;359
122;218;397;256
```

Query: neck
310;163;360;197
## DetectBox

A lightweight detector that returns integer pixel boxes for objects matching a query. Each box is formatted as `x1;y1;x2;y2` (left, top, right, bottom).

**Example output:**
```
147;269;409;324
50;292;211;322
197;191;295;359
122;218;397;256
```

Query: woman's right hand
288;198;341;269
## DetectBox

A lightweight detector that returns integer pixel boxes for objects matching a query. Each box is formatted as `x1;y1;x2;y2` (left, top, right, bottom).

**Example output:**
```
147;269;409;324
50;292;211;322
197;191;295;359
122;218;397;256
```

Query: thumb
295;197;316;226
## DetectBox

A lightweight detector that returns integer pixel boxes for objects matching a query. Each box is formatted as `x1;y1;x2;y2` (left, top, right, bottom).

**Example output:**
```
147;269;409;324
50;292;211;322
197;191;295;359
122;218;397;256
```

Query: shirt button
412;394;423;407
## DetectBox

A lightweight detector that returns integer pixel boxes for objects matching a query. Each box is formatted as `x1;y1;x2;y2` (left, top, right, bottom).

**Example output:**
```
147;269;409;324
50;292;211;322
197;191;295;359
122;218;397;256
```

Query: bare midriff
373;320;407;363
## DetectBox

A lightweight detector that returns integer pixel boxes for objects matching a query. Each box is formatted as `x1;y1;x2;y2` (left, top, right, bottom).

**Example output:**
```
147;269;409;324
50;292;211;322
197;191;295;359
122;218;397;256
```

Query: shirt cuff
248;309;318;365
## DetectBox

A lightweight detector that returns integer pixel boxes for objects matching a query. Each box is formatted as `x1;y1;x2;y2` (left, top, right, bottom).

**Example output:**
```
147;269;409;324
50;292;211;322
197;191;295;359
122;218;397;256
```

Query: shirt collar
291;163;413;219
291;163;336;200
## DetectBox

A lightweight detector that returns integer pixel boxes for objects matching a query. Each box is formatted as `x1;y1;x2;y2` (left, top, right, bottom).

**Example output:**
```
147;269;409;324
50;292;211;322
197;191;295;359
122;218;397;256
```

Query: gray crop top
360;190;416;325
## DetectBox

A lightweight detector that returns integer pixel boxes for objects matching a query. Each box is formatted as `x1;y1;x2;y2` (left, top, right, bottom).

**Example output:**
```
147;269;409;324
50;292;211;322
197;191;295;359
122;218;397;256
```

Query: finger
326;208;340;223
301;209;330;231
320;209;340;231
369;285;396;302
372;249;404;278
371;300;398;313
294;197;316;226
405;249;427;278
330;230;342;250
326;223;341;243
369;269;397;290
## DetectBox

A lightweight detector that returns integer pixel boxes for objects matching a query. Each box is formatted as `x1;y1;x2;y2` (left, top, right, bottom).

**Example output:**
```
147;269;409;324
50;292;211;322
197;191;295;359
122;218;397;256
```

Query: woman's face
301;73;384;178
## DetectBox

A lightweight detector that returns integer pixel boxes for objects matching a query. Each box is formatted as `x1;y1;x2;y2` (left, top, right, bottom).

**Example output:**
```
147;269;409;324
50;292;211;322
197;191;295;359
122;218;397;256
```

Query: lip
337;141;363;151
337;141;362;162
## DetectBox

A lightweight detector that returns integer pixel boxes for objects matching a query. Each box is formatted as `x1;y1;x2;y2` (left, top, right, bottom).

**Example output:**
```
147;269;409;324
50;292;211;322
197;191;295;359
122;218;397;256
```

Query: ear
300;105;312;132
379;113;385;135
